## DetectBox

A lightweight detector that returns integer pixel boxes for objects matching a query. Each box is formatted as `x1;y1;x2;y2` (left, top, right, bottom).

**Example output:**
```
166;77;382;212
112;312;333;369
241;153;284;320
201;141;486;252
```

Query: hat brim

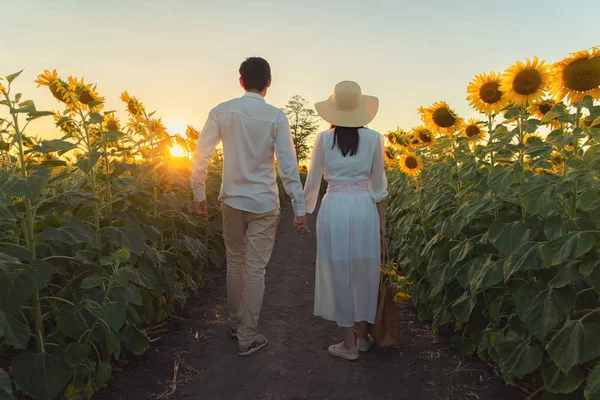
315;95;379;128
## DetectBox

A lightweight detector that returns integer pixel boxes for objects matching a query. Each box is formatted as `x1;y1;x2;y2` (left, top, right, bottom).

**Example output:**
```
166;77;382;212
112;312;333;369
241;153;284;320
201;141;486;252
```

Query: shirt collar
243;92;266;102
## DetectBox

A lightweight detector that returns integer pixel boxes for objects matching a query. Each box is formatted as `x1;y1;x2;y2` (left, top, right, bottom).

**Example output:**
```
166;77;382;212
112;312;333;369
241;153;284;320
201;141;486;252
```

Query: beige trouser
222;204;280;348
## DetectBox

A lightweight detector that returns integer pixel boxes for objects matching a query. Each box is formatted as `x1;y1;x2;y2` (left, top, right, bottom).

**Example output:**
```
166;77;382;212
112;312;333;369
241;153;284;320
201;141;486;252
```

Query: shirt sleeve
303;132;324;214
190;110;221;203
274;112;306;217
369;133;389;203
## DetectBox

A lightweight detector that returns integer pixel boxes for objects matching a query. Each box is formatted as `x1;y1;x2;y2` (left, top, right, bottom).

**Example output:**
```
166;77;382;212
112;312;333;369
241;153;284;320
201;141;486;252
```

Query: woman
300;81;388;360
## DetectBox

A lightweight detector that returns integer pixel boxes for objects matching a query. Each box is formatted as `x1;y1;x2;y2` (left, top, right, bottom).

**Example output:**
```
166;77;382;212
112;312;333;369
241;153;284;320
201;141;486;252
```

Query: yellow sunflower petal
500;56;551;107
550;47;600;104
418;101;465;135
466;71;508;115
462;118;487;144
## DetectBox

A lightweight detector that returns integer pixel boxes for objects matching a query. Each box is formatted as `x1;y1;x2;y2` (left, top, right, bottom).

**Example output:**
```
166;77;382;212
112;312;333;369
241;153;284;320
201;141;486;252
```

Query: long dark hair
331;125;362;157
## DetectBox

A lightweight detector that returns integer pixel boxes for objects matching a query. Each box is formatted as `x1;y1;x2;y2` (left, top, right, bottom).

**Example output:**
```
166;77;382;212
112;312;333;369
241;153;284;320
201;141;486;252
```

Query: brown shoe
237;334;268;357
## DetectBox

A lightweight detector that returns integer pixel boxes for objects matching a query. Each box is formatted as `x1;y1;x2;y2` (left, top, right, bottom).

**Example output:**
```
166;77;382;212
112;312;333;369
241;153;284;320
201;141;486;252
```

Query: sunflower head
148;118;167;138
120;91;145;116
385;147;396;161
550;151;565;170
405;132;422;147
35;69;79;108
551;47;600;104
102;113;121;132
500;57;551;107
399;152;423;178
535;168;554;176
462;118;487;143
412;126;434;148
467;71;507;115
68;77;105;111
418;101;465;135
185;125;200;141
53;112;79;134
523;133;544;145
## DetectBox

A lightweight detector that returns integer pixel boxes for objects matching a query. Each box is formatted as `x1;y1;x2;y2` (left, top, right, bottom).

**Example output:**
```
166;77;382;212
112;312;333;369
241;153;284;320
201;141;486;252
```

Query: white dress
303;128;389;327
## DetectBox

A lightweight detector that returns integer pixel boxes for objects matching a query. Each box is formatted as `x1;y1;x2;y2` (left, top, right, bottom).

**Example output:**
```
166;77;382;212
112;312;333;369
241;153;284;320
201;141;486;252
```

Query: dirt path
97;207;522;400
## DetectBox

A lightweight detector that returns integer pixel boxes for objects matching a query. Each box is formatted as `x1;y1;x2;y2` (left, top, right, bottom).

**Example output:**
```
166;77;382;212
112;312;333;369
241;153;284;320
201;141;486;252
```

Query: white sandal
357;334;374;352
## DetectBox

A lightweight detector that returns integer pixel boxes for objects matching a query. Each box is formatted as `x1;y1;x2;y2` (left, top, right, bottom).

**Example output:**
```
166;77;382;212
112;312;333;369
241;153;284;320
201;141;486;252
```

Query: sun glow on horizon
170;144;186;158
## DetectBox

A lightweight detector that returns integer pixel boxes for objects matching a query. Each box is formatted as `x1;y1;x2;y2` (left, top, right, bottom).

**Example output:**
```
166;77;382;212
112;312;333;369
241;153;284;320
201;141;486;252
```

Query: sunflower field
0;70;225;399
385;47;600;398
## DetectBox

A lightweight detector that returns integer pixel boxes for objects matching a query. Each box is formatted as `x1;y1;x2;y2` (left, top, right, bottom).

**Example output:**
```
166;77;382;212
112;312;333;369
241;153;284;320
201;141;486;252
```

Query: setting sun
170;144;186;157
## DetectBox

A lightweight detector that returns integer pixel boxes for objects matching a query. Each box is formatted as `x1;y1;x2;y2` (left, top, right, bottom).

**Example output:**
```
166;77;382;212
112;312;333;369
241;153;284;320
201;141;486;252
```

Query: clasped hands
294;215;311;234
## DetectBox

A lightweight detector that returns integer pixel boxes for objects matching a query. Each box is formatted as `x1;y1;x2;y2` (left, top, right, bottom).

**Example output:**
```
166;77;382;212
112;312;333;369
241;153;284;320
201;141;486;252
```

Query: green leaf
133;263;158;290
57;303;94;339
0;368;14;400
122;324;150;355
106;332;121;360
586;363;600;400
451;292;475;323
542;104;571;124
10;352;71;400
0;269;36;313
488;220;530;256
515;281;575;340
0;204;16;225
541;232;599;267
5;70;23;83
455;258;481;289
87;112;104;124
0;142;9;151
34;139;76;153
487;165;516;193
470;258;504;293
549;262;582;288
80;274;104;289
583;145;600;167
541;363;585;394
102;221;146;255
546;319;600;374
98;301;126;331
111;284;143;306
26;111;54;122
579;190;600;212
0;311;30;349
544;216;564;241
102;131;125;142
43;218;97;248
74;151;101;174
31;260;53;290
64;342;91;368
504;242;545;280
520;179;555;216
1;166;51;200
95;362;111;390
497;332;543;381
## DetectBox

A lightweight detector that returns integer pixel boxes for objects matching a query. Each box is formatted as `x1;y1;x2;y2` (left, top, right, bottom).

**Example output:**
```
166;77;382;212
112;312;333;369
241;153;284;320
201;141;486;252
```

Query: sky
1;0;599;140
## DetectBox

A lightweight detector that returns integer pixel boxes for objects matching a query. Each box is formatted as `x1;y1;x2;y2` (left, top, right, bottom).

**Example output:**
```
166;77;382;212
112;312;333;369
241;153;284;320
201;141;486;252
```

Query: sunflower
523;133;544;145
550;151;565;171
102;113;121;132
551;47;600;104
412;126;435;148
394;292;411;303
148;118;167;138
462;118;487;143
398;152;423;177
466;71;507;115
500;56;551;107
68;77;104;111
0;77;5;93
385;147;396;161
53;112;78;134
120;91;145;116
535;168;554;176
35;69;79;107
405;132;422;147
418;101;465;135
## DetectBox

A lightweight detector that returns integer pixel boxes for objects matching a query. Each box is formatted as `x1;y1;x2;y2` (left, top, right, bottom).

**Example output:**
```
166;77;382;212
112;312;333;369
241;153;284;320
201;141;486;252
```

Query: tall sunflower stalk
2;72;49;353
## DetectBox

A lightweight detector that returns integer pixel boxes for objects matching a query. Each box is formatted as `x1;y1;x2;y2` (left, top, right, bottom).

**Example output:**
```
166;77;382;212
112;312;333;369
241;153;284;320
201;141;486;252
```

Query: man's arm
274;112;306;219
190;110;220;216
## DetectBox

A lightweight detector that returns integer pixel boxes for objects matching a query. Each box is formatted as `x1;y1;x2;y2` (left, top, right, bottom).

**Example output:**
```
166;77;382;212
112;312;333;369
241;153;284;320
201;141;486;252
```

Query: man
190;57;309;356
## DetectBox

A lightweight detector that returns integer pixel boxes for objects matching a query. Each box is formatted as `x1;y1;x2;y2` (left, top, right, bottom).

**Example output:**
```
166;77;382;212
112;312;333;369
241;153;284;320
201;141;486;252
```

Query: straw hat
315;81;379;127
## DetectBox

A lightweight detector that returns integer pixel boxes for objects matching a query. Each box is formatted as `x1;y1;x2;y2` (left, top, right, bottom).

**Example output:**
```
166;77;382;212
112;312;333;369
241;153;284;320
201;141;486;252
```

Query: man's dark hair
239;57;271;92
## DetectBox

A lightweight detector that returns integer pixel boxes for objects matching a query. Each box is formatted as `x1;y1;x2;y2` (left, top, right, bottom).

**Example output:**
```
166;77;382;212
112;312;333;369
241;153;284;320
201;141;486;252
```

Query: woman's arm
370;134;389;236
303;132;325;215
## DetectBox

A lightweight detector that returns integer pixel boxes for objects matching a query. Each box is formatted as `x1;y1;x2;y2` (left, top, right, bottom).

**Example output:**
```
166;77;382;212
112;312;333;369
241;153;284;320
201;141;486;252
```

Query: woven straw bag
371;238;401;348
